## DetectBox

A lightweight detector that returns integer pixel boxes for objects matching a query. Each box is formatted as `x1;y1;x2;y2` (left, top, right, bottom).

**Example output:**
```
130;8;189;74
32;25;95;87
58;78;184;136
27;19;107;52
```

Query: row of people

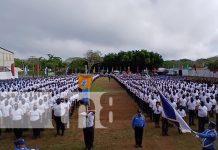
0;75;80;139
114;74;218;134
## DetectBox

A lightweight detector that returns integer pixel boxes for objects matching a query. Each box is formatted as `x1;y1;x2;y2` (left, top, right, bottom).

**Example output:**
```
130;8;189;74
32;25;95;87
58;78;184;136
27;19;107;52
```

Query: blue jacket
14;148;30;150
132;114;145;128
198;129;217;150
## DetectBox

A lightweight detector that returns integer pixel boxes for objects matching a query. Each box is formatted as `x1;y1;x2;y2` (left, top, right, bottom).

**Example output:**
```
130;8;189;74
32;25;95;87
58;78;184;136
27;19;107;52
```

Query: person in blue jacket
132;109;146;148
14;138;29;150
194;121;217;150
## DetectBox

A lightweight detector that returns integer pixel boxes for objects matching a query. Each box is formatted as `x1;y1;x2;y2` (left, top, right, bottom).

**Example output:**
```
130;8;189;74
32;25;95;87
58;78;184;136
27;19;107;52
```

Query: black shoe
139;145;143;148
135;144;139;148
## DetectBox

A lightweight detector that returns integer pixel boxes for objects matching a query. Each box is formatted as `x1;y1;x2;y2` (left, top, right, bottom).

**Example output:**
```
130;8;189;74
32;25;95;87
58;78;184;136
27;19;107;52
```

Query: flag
44;67;48;76
158;90;192;133
36;64;40;77
11;63;15;76
93;67;96;73
82;89;90;106
78;75;93;90
85;65;88;74
66;65;69;75
24;65;29;76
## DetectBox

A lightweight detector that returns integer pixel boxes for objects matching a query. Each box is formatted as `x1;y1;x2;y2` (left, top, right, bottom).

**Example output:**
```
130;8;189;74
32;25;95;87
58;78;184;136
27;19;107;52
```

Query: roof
0;46;14;54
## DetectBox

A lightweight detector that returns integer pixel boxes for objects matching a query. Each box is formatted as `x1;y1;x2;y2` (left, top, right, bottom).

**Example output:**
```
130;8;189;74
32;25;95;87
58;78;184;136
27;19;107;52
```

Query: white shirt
38;104;45;114
1;105;12;117
171;101;177;109
30;109;41;121
187;101;196;110
20;103;30;114
198;106;208;117
180;98;187;107
177;109;186;118
53;103;66;117
211;99;216;106
11;108;24;121
153;106;162;114
205;102;212;111
215;105;218;114
81;112;95;128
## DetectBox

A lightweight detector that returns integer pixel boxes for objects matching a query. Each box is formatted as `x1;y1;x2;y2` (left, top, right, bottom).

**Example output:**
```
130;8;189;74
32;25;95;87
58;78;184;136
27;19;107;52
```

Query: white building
0;47;18;79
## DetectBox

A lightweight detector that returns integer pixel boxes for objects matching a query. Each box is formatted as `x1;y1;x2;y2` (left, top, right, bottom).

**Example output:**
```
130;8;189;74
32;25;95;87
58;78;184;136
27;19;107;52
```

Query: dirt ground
0;77;215;150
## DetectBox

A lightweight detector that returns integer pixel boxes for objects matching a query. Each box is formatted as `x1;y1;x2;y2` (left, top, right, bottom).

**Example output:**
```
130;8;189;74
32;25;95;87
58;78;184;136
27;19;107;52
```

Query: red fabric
36;64;40;77
11;63;15;76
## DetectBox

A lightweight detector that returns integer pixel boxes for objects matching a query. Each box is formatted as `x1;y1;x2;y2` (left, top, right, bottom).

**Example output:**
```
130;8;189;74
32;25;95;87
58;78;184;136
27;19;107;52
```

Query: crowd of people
113;74;218;135
0;75;80;139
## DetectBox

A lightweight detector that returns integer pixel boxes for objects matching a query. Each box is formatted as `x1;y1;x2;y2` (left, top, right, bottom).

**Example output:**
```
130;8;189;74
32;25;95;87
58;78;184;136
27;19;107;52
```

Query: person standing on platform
132;109;146;148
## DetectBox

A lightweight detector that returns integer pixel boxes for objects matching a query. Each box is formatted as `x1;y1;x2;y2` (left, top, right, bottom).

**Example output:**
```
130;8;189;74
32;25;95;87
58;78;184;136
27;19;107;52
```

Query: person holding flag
158;89;192;134
193;121;217;150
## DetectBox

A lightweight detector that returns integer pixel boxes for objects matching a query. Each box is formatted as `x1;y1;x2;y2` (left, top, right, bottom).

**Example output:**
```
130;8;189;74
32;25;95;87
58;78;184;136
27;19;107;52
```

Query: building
0;47;14;70
0;47;18;79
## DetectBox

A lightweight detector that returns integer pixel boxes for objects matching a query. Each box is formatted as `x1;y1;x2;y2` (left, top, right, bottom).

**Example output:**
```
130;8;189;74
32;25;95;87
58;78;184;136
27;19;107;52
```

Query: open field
0;77;217;149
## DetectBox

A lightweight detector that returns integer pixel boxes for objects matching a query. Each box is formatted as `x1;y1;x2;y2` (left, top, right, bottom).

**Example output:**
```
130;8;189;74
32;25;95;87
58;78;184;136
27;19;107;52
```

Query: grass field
0;77;217;150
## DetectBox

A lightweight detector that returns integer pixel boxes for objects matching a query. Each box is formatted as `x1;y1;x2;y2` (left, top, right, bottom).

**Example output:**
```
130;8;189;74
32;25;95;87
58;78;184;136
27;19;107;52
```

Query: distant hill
162;56;218;68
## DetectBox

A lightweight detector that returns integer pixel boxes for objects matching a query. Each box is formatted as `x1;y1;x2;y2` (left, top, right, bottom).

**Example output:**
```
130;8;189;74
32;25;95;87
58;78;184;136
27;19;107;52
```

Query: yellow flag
78;75;93;89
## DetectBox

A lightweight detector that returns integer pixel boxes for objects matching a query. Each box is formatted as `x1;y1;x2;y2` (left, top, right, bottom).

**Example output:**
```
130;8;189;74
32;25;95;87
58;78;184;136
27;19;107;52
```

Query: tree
85;50;103;73
46;54;65;75
69;57;86;73
102;50;163;72
207;60;218;72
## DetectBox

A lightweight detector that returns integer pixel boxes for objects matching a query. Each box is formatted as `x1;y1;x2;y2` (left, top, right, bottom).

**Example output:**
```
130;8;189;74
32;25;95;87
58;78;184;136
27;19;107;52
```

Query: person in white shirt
29;104;42;138
215;99;218;130
161;109;168;136
170;97;177;110
205;98;213;117
187;98;196;126
153;102;162;128
2;100;12;131
53;99;66;136
179;95;187;110
20;99;30;128
11;103;24;139
0;110;2;136
198;101;208;132
210;95;216;118
177;106;186;118
80;107;95;150
177;106;187;133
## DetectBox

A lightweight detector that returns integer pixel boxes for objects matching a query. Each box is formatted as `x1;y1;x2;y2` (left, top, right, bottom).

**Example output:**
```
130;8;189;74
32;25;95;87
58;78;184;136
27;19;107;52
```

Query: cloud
0;0;218;60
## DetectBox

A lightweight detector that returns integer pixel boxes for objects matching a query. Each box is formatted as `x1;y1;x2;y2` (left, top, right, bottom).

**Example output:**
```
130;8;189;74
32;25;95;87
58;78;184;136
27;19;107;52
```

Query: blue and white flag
66;65;69;75
158;90;192;133
44;67;48;76
24;65;29;76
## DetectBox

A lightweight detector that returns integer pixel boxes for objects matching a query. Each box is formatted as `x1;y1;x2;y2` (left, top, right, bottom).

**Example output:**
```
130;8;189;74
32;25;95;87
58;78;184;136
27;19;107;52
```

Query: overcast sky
0;0;218;60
